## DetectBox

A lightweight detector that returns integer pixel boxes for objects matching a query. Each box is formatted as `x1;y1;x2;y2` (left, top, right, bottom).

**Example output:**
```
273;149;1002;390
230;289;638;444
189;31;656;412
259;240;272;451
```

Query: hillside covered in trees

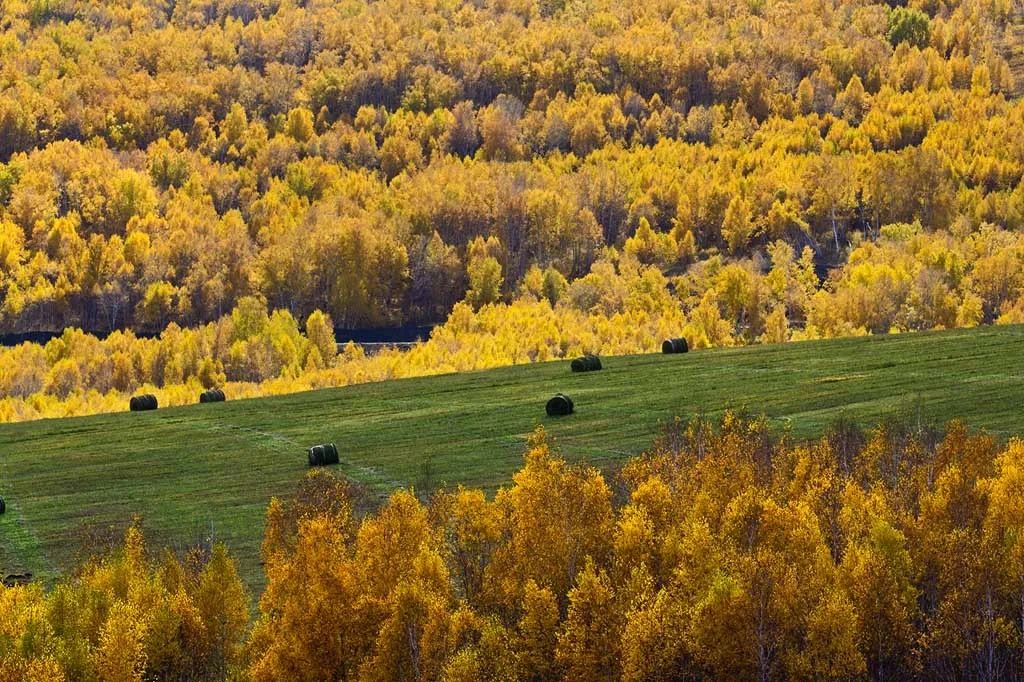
4;0;1024;418
6;415;1024;680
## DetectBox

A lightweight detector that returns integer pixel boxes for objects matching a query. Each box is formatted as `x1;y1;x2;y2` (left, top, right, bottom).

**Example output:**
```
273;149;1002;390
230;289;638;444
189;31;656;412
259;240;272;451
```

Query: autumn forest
2;0;1024;419
8;415;1024;680
5;0;1024;679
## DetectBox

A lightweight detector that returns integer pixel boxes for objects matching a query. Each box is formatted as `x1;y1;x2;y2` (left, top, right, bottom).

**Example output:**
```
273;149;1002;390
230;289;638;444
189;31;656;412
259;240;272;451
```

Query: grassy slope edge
1;325;1023;590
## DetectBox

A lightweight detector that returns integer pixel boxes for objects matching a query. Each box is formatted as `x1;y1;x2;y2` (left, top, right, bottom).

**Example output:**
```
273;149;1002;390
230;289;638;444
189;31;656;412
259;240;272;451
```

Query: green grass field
2;325;1024;591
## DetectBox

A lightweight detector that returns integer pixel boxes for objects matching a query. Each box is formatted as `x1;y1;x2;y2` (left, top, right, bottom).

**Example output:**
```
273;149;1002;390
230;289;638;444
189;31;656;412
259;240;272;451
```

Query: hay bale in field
1;573;32;587
546;393;574;416
308;443;339;467
199;388;226;404
570;354;602;372
662;337;689;354
130;394;158;411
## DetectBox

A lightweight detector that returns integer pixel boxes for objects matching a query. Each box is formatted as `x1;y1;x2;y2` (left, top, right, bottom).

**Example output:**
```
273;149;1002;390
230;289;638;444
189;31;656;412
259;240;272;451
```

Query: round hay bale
199;388;226;404
546;393;574;416
2;573;32;587
571;354;602;372
0;498;5;515
662;338;689;354
308;443;339;466
130;394;158;411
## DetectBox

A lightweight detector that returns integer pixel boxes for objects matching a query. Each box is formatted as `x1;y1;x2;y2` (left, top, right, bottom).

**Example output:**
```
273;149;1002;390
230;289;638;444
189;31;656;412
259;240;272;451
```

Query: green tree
887;7;930;49
467;256;503;309
305;310;337;366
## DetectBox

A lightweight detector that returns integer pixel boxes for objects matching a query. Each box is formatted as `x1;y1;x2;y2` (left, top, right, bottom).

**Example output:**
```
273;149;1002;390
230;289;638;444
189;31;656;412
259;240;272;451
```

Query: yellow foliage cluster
6;416;1024;679
3;0;1024;420
4;222;1024;422
0;0;1023;341
0;525;249;682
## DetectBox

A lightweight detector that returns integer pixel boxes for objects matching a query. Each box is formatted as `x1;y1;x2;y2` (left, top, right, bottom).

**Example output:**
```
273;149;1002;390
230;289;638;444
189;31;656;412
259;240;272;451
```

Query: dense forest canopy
3;0;1024;419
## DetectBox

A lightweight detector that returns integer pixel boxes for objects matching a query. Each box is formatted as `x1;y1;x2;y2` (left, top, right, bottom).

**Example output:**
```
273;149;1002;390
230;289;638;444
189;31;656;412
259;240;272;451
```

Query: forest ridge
3;0;1024;419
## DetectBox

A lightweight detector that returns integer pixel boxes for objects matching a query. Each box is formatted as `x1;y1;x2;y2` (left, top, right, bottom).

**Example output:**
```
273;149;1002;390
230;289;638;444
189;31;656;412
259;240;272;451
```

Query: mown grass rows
1;325;1022;590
